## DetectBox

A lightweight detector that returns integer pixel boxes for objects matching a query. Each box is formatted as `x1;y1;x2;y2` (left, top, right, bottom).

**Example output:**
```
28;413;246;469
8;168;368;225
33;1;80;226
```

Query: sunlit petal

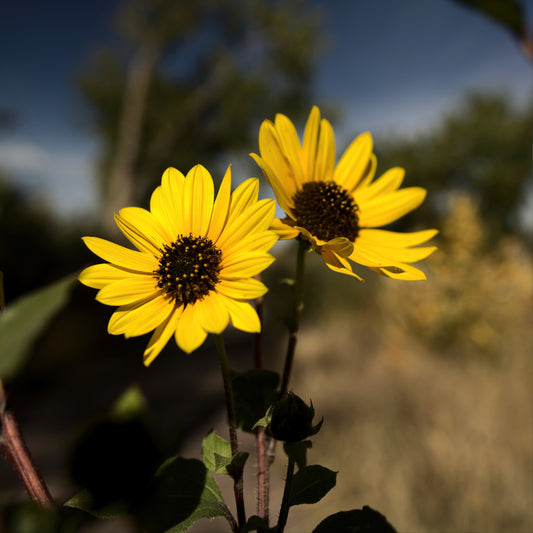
82;237;158;272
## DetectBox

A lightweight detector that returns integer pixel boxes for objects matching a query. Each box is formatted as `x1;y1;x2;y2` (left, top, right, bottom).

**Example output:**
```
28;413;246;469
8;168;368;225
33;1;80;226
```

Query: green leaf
288;465;337;506
64;489;127;519
202;430;232;474
232;369;279;432
137;456;233;533
0;273;77;380
226;451;249;478
312;505;398;533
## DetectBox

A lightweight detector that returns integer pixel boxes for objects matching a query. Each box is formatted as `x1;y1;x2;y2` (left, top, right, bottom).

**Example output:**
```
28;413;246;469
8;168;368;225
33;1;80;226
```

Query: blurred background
0;0;531;532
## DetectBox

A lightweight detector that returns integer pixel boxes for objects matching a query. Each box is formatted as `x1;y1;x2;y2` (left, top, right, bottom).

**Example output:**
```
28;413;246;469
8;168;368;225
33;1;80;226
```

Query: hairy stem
214;334;246;529
253;281;270;525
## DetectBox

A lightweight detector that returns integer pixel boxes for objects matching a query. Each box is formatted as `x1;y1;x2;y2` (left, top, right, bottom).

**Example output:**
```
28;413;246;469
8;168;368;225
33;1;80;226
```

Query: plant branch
0;381;55;509
214;334;246;530
276;453;295;533
279;238;307;398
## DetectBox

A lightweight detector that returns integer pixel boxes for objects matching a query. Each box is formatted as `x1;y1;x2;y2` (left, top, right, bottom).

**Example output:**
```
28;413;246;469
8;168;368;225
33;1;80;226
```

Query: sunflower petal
195;291;230;334
82;237;158;272
371;263;428;281
325;237;354;258
207;166;232;243
321;247;364;281
355;167;405;203
222;231;278;262
228;178;260;220
79;263;139;289
108;294;174;337
224;297;261;332
358;228;438;248
221;252;275;279
217;278;268;300
257;121;294;189
334;132;373;191
175;304;208;353
250;153;296;214
143;306;182;366
157;167;186;236
271;218;300;240
275;112;306;188
357;187;427;227
184;165;214;236
302;106;320;180
115;206;171;253
96;276;158;306
314;118;335;181
217;199;276;251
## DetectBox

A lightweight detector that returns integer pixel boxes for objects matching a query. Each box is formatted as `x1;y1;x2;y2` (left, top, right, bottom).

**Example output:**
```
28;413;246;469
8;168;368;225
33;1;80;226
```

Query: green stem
280;238;307;398
276;453;296;533
214;334;246;530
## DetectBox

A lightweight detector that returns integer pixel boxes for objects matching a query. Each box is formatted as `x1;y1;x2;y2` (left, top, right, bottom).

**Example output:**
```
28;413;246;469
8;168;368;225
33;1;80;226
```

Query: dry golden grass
278;193;533;532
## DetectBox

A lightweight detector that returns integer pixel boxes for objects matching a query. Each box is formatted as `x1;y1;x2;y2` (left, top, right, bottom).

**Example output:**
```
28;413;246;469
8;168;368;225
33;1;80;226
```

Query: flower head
79;165;277;365
251;106;437;281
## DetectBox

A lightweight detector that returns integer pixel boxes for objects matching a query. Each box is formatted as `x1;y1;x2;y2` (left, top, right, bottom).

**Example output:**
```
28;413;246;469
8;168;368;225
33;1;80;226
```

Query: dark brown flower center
292;181;359;242
154;234;222;306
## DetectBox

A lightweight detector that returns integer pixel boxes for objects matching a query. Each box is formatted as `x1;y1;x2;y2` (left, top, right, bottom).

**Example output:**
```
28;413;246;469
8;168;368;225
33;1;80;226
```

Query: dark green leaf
137;457;233;533
0;274;77;380
233;369;279;432
64;489;127;519
226;451;249;479
202;430;232;474
312;505;398;533
288;465;337;506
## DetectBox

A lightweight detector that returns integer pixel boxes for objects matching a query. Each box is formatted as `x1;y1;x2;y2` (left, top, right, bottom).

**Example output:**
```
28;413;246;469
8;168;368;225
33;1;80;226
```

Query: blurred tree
375;92;533;243
78;0;321;233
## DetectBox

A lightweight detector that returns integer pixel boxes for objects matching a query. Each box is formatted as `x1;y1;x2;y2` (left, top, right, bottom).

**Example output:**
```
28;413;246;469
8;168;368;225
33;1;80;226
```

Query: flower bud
268;392;322;442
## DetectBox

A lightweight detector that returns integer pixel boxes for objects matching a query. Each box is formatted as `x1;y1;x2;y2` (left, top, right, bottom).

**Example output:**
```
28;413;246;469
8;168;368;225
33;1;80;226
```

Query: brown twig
0;381;55;509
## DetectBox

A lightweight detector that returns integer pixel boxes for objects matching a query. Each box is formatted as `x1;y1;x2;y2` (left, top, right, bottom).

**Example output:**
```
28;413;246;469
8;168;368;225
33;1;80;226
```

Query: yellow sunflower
79;164;277;365
250;106;437;281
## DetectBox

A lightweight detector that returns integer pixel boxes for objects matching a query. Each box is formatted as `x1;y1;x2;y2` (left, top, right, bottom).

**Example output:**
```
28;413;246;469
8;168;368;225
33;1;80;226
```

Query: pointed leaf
288;465;337;506
202;430;232;474
137;457;233;533
0;273;77;380
64;489;127;519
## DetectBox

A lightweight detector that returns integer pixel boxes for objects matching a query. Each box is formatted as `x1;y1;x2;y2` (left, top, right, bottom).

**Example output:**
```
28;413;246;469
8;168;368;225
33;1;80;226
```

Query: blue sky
0;0;531;217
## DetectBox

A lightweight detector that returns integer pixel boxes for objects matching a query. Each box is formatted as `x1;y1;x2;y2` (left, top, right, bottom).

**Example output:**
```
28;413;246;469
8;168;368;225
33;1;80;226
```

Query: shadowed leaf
312;505;398;533
289;465;337;506
0;274;77;381
137;456;233;533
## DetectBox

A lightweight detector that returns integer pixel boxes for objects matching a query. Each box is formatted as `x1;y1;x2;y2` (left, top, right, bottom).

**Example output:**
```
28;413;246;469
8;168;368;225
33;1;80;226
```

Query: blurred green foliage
77;0;322;225
375;92;532;243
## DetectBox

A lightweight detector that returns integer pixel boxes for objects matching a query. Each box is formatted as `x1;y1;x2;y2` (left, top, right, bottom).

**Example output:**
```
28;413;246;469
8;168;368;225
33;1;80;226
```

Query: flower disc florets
155;234;222;306
292;181;359;242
